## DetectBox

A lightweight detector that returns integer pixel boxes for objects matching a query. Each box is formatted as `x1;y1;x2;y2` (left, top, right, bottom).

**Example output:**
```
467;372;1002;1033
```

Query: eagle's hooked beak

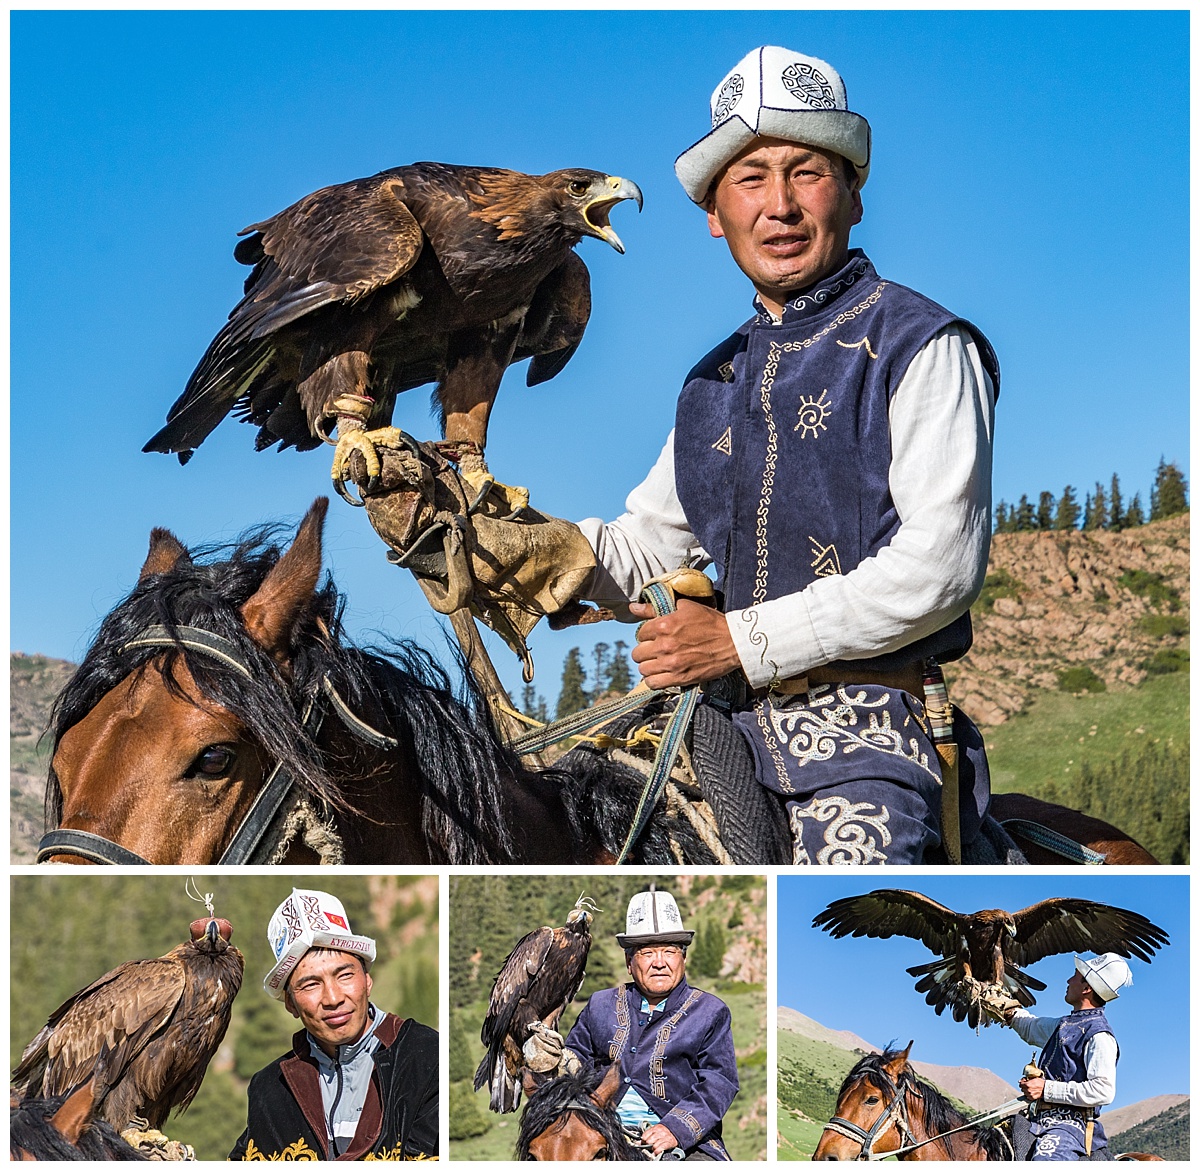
583;176;644;254
206;918;221;945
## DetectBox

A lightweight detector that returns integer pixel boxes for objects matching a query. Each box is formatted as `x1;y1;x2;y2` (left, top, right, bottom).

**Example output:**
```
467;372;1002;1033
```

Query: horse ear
591;1061;625;1110
241;499;329;662
139;528;192;582
49;1078;97;1146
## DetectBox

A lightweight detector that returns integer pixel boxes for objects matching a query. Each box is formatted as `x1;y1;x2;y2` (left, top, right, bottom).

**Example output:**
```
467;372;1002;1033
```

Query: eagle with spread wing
813;890;1168;1029
144;163;641;506
473;895;597;1113
11;917;244;1131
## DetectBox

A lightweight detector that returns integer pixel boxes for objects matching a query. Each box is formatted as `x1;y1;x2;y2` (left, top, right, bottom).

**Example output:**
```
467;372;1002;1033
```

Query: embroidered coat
565;979;739;1159
1038;1008;1119;1101
229;1014;438;1161
673;251;999;862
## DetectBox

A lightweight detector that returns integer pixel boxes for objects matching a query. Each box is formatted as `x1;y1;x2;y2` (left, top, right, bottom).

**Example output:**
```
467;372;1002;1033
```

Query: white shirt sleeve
1042;1033;1118;1109
1008;1009;1059;1048
576;325;995;687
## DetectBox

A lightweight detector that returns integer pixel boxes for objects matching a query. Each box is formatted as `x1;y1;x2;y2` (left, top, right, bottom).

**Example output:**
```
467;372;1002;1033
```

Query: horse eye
189;745;236;778
865;1095;880;1105
591;1153;607;1161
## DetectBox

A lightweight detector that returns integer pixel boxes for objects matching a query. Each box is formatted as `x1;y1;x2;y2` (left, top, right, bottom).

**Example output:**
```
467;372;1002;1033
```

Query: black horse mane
10;1093;148;1160
839;1047;1010;1160
44;522;575;864
515;1065;648;1161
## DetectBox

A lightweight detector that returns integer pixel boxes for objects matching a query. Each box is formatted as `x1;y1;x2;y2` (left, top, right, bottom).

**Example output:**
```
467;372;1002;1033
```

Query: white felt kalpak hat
616;888;694;949
675;45;871;205
264;888;376;1001
1075;953;1133;1002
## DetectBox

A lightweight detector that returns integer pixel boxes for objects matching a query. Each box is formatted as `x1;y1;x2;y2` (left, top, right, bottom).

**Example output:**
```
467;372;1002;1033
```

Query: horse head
517;1063;647;1161
814;1042;916;1161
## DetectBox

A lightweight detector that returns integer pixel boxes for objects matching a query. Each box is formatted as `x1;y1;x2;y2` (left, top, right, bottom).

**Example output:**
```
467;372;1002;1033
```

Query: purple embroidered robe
565;979;738;1159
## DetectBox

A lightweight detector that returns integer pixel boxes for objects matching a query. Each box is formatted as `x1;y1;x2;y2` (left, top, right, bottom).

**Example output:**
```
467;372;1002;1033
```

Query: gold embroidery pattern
836;336;879;359
666;1107;704;1141
735;608;777;678
242;1137;320;1161
609;986;631;1062
364;1145;438;1161
717;360;735;382
753;283;887;604
809;538;842;577
791;794;893;864
766;687;937;780
649;989;705;1099
793;388;832;437
711;426;732;456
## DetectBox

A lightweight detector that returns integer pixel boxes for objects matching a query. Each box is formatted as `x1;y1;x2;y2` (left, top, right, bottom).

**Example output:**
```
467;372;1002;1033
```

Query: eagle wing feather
1010;898;1169;967
813;889;962;957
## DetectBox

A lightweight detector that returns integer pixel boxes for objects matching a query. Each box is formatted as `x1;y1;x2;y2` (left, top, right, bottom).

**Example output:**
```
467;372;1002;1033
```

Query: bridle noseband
37;624;397;866
822;1075;917;1161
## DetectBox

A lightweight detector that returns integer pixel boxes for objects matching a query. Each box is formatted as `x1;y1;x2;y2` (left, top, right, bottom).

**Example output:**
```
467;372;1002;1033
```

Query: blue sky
11;10;1189;704
777;874;1189;1106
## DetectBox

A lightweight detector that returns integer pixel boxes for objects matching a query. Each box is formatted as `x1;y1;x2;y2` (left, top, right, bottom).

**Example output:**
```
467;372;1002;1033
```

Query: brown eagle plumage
11;917;244;1130
814;890;1168;1028
143;162;641;498
473;899;594;1113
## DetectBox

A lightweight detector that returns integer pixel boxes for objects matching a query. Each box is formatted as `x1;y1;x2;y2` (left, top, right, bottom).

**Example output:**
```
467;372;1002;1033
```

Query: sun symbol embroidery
794;388;832;438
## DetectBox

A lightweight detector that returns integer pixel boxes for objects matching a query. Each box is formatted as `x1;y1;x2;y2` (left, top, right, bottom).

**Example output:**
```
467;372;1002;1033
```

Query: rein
37;624;397;866
823;1072;1026;1161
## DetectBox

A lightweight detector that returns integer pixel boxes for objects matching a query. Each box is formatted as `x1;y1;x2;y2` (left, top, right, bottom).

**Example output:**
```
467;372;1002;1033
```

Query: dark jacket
229;1013;438;1161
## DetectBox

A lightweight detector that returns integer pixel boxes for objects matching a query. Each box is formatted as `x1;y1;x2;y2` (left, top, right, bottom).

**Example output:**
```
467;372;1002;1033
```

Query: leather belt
761;661;925;700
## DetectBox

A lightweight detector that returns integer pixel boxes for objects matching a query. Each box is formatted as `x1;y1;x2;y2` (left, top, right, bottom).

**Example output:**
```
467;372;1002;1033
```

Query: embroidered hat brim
616;930;695;949
675;107;870;205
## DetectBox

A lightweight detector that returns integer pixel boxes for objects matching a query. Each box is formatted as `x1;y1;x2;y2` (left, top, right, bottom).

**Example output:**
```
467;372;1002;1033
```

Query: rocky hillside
10;652;75;863
948;514;1188;726
1103;1094;1189;1136
1113;1100;1189;1159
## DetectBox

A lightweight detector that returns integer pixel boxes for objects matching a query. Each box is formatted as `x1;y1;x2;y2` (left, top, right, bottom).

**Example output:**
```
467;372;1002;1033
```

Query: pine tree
1109;474;1124;532
1150;458;1189;520
606;640;633;694
1036;491;1055;530
556;648;589;718
1083;482;1108;531
1014;495;1036;531
520;682;547;723
1125;493;1145;528
689;918;728;979
591;642;611;701
993;501;1013;533
1054;486;1080;530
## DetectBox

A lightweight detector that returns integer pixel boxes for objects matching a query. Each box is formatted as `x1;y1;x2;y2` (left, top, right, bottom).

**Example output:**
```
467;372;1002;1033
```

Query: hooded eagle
473;896;596;1113
813;890;1168;1028
143;162;642;505
11;917;244;1131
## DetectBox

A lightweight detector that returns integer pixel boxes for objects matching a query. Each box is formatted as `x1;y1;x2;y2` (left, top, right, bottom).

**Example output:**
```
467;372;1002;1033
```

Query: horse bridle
822;1077;918;1161
37;624;398;866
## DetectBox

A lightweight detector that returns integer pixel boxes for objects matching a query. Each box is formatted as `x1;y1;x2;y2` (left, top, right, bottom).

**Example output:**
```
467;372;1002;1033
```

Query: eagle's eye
569;179;591;197
189;744;237;779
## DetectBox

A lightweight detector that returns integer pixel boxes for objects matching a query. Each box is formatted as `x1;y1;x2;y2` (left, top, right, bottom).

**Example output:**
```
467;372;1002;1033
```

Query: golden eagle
11;917;244;1131
143;163;642;505
813;890;1168;1028
474;895;597;1113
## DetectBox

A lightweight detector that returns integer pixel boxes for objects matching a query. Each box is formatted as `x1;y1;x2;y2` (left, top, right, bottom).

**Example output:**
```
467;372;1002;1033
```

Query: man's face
285;949;373;1055
706;137;862;316
626;944;686;1003
1065;969;1093;1008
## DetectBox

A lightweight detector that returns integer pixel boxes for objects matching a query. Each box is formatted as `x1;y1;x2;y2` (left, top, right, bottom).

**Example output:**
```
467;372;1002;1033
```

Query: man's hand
629;598;742;688
1020;1076;1046;1102
639;1123;679;1157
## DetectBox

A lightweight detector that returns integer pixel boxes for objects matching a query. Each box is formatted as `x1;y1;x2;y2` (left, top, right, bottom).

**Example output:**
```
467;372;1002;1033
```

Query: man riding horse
543;889;739;1159
572;45;1006;865
1000;953;1130;1160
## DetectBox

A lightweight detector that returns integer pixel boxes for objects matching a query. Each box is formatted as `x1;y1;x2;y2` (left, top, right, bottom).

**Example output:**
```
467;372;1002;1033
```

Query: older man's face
627;944;686;1003
707;137;862;316
286;949;373;1056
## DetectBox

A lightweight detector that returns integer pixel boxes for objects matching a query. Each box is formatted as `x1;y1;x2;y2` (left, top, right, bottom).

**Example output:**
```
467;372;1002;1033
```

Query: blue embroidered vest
674;251;999;671
1038;1008;1118;1105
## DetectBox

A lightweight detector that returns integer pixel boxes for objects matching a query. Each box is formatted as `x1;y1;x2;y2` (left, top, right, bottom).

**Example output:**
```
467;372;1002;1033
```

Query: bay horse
36;497;1159;867
38;499;714;866
515;1064;648;1161
813;1043;1163;1161
10;1084;146;1161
